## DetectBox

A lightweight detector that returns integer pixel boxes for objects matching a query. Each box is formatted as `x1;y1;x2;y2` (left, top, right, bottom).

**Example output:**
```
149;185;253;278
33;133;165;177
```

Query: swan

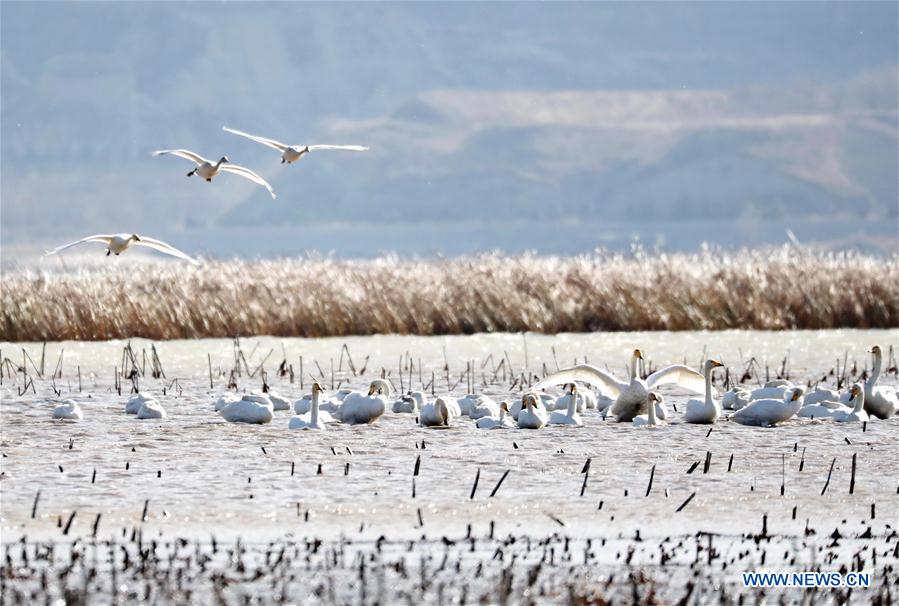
535;349;705;422
137;400;166;420
833;384;869;423
251;390;290;411
802;386;840;407
419;397;457;427
294;391;341;415
339;379;390;425
731;387;804;427
219;395;274;424
721;387;750;411
510;393;548;420
289;382;328;430
797;397;850;419
548;384;583;426
518;394;548;429
861;345;898;419
633;393;664;427
552;383;593;413
213;393;242;412
126;392;155;414
684;360;724;424
45;233;199;265
152;149;276;199
476;402;517;429
748;386;793;402
392;391;425;414
456;394;480;416
468;395;500;420
223;126;369;165
53;400;83;420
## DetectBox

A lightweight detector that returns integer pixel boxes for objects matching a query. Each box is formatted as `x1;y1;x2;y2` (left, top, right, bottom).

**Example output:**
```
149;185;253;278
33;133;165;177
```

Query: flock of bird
53;345;897;429
44;127;369;264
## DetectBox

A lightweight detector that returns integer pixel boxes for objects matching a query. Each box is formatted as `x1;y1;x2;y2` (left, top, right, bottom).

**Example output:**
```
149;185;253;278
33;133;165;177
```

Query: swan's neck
647;398;657;425
566;393;577;418
500;408;508;422
311;390;319;426
851;390;865;414
704;364;715;409
869;350;882;389
629;355;638;381
214;158;226;169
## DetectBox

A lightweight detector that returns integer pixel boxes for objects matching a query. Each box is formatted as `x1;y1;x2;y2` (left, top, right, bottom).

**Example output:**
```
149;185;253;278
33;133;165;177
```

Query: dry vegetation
2;247;897;341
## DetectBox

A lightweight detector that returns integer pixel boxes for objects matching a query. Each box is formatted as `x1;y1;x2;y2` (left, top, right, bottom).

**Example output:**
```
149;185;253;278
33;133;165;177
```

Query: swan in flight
419;397;457;427
289;382;328;430
833;384;868;423
535;349;706;422
476;402;516;429
137;400;166;420
684;360;724;424
339;379;390;425
152;149;276;199
53;400;83;421
548;384;583;426
730;387;803;427
222;126;369;165
219;395;274;424
45;233;199;265
633;393;664;427
518;394;548;429
861;345;898;419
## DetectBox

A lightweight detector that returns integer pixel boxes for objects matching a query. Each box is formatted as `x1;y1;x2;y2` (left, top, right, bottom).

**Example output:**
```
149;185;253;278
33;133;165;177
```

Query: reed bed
2;247;897;341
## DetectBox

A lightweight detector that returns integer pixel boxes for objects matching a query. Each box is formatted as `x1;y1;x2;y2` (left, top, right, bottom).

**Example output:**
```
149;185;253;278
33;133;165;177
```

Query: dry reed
2;247;897;341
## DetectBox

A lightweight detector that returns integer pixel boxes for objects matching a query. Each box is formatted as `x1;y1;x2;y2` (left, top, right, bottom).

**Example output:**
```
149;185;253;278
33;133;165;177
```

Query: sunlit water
1;330;897;600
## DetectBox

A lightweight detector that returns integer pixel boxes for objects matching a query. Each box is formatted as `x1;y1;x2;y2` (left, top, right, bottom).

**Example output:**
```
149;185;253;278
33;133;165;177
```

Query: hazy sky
2;2;897;260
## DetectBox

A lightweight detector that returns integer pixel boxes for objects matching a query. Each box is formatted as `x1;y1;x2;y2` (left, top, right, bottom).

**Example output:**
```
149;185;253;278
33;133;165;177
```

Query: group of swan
52;393;168;421
43;126;368;265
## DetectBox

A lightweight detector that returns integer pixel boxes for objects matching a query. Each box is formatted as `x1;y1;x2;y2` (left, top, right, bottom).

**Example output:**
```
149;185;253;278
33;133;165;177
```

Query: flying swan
534;349;706;422
45;233;199;265
223;126;369;165
151;149;276;199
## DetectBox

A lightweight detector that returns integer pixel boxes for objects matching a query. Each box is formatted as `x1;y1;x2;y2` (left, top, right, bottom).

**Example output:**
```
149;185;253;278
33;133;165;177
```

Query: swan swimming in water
392;391;425;414
535;349;705;422
476;402;517;429
223;126;369;165
802;386;841;407
860;345;898;419
510;393;548;420
45;233;199;265
551;383;594;413
731;387;803;427
833;384;868;423
289;382;328;430
467;395;500;420
633;393;664;427
518;394;548;429
419;397;457;427
53;400;83;420
213;393;241;412
684;360;724;424
219;395;274;424
721;387;750;411
548;384;583;426
339;379;390;425
126;392;156;414
137;400;166;420
152;149;276;199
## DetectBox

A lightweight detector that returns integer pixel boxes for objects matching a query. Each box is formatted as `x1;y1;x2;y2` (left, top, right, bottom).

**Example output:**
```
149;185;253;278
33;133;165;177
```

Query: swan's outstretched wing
220;164;277;199
222;127;289;152
646;365;709;394
151;149;207;165
45;235;114;256
134;236;200;265
306;144;369;152
534;365;626;399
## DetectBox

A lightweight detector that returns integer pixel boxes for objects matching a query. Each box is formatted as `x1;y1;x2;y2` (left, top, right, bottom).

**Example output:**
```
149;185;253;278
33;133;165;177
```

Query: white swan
213;393;241;412
518;394;548;429
53;400;83;420
833;384;868;423
468;395;500;420
684;360;724;424
419;397;457;427
339;379;389;425
535;349;706;422
223;126;369;165
861;345;898;419
633;393;664;427
137;400;166;420
731;387;803;427
548;384;583;426
510;393;548;420
392;391;425;414
456;394;480;416
552;383;593;413
476;402;517;429
126;392;155;414
289;382;328;430
249;391;290;411
721;387;750;411
802;386;841;407
219;395;274;424
45;233;199;265
152;149;276;199
748;385;793;402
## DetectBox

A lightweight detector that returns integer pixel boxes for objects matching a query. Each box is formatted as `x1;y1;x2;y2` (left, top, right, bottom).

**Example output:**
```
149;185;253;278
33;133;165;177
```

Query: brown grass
2;247;897;341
